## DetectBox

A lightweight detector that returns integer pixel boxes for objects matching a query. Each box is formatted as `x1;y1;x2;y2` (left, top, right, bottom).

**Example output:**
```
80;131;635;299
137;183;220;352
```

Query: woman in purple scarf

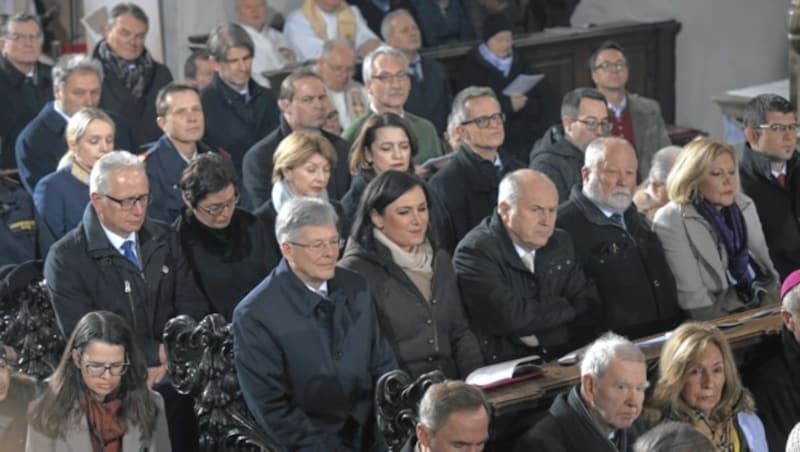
652;137;779;320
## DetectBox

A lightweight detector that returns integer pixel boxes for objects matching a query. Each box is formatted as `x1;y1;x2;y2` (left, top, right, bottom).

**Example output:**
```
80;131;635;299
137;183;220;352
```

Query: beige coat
25;391;171;452
652;194;778;315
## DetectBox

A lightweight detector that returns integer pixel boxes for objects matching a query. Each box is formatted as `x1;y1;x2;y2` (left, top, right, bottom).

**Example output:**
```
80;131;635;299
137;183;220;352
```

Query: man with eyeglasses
92;3;173;151
315;39;369;130
429;86;524;251
44;150;209;452
516;332;648;451
740;94;800;280
0;13;53;170
589;41;671;179
233;197;397;451
342;44;443;168
556;136;681;340
144;82;220;223
530;87;610;203
243;66;352;207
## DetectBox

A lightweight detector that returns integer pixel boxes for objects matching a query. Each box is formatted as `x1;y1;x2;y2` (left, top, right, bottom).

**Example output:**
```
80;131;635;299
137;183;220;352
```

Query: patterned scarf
85;391;125;452
301;0;357;46
688;410;742;452
693;198;753;286
95;40;155;99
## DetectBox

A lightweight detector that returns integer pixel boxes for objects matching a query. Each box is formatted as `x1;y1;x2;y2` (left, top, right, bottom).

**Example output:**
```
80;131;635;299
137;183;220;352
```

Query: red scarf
85;392;126;452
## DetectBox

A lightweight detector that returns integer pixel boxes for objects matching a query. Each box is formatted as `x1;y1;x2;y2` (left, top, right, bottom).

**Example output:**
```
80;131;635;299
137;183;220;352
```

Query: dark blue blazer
33;165;90;240
15;102;135;194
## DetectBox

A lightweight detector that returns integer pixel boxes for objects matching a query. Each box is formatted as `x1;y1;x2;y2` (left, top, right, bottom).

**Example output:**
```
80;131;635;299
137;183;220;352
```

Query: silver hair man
90;150;143;195
449;86;498;128
361;44;408;83
275;197;339;244
417;380;491;452
582;136;638;214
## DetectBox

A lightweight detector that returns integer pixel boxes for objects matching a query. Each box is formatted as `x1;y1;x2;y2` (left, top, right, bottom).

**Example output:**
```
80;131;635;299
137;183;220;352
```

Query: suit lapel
681;206;727;287
627;96;648;154
62;417;94;452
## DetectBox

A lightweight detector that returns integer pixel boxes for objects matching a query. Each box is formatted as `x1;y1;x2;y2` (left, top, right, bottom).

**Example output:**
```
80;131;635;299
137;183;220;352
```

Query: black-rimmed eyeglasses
461;113;506;128
104;193;151;210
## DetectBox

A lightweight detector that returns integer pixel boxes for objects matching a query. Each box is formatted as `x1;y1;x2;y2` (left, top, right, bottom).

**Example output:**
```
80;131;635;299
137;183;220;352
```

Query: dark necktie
777;173;786;187
609;213;625;229
121;240;140;268
410;60;423;82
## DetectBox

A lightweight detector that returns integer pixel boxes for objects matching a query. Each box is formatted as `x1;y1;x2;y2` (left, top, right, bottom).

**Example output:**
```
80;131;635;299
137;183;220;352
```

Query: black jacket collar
208;72;265;105
566;186;635;230
81;203;161;259
271;258;346;317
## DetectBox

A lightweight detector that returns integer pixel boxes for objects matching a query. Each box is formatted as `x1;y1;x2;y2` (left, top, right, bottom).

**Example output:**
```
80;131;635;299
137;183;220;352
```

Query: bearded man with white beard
556;136;682;339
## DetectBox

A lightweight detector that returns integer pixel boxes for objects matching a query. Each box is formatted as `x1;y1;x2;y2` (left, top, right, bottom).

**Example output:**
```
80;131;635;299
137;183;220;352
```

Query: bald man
453;169;600;363
556;136;681;340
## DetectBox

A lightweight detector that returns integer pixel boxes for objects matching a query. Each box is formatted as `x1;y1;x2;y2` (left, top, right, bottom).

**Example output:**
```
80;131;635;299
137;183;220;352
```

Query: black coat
233;260;397;451
0;55;52;169
43;206;209;365
744;327;800;452
529;125;584;204
428;145;522;248
338;240;483;379
174;208;279;321
515;386;645;452
201;73;280;177
404;57;452;134
241;116;352;207
254;198;348;257
453;211;600;363
0;176;51;266
347;0;416;36
457;46;546;163
556;188;682;339
92;43;173;151
739;144;800;280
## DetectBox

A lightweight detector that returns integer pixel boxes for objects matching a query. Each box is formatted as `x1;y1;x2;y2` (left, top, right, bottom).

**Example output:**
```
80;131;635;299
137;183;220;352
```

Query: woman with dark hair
343;113;456;252
175;153;279;321
338;171;483;378
0;345;37;452
26;311;170;451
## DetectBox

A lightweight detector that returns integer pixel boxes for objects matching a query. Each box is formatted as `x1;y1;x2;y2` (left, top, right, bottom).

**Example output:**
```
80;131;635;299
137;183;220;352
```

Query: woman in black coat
457;13;546;163
338;171;483;379
175;153;279;321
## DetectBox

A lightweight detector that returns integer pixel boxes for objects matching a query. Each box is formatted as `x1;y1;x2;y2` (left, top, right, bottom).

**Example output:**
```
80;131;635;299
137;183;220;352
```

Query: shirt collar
100;223;136;254
770;163;787;179
53;102;71;122
304;280;329;297
607;95;628;118
513;242;536;260
369;102;404;117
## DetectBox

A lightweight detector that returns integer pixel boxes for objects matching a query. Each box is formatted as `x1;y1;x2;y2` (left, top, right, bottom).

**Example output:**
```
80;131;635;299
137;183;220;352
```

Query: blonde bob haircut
665;137;739;205
650;322;754;424
271;131;338;183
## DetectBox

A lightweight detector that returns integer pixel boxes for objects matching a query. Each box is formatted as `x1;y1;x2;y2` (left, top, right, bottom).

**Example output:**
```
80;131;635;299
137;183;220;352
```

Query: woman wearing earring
26;310;170;451
175;153;279;321
33;108;115;239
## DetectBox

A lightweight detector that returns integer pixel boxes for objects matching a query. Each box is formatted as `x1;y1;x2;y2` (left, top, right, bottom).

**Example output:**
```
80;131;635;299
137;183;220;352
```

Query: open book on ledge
465;354;545;389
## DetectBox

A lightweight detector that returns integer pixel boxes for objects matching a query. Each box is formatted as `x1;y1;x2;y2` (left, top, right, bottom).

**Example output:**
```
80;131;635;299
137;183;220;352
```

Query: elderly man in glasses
233;197;397;451
740;94;800;280
530;87;611;204
589;41;671;179
44;151;209;383
428;86;524;250
556;136;682;340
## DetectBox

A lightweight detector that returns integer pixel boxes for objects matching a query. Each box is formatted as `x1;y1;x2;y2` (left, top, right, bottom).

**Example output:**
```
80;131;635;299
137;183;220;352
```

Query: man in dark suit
242;67;351;207
557;136;681;340
740;94;800;280
201;21;280;185
515;333;648;451
382;10;451;134
0;13;52;170
453;169;598;364
144;82;215;223
429;87;523;248
401;381;490;452
15;54;133;194
92;3;173;151
233;197;396;450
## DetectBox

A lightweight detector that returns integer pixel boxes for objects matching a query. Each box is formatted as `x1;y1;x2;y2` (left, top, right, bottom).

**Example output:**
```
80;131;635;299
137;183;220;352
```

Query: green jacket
342;110;443;165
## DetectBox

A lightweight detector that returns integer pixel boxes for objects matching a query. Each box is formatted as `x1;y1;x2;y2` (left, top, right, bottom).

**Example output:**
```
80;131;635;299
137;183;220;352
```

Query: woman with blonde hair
253;131;346;253
33;108;115;239
649;322;767;451
653;137;778;319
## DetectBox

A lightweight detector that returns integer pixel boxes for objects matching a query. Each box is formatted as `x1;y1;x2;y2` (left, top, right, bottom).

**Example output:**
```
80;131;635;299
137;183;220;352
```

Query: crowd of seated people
5;1;800;450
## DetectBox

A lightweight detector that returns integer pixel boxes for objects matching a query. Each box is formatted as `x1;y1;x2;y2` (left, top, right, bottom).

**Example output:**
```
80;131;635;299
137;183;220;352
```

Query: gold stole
302;0;357;46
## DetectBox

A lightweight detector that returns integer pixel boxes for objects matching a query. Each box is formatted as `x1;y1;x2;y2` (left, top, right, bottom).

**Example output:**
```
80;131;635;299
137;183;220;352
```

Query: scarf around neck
96;40;155;99
302;0;357;46
373;228;433;273
478;43;513;77
693;198;753;286
271;179;329;216
85;391;125;452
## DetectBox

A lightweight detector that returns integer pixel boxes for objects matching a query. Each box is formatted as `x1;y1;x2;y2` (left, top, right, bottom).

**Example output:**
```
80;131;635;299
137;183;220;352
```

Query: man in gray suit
590;40;671;179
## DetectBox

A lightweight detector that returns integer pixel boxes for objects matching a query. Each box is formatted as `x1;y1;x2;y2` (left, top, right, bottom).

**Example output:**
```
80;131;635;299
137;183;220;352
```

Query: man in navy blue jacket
234;197;397;451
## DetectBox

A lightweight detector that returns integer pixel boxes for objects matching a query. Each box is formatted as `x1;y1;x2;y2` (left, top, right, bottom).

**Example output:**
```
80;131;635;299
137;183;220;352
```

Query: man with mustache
515;332;649;451
556;136;681;340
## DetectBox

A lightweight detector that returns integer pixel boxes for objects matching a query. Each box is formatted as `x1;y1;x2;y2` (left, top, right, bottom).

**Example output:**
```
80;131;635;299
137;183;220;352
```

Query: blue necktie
121;240;140;268
609;213;625;229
